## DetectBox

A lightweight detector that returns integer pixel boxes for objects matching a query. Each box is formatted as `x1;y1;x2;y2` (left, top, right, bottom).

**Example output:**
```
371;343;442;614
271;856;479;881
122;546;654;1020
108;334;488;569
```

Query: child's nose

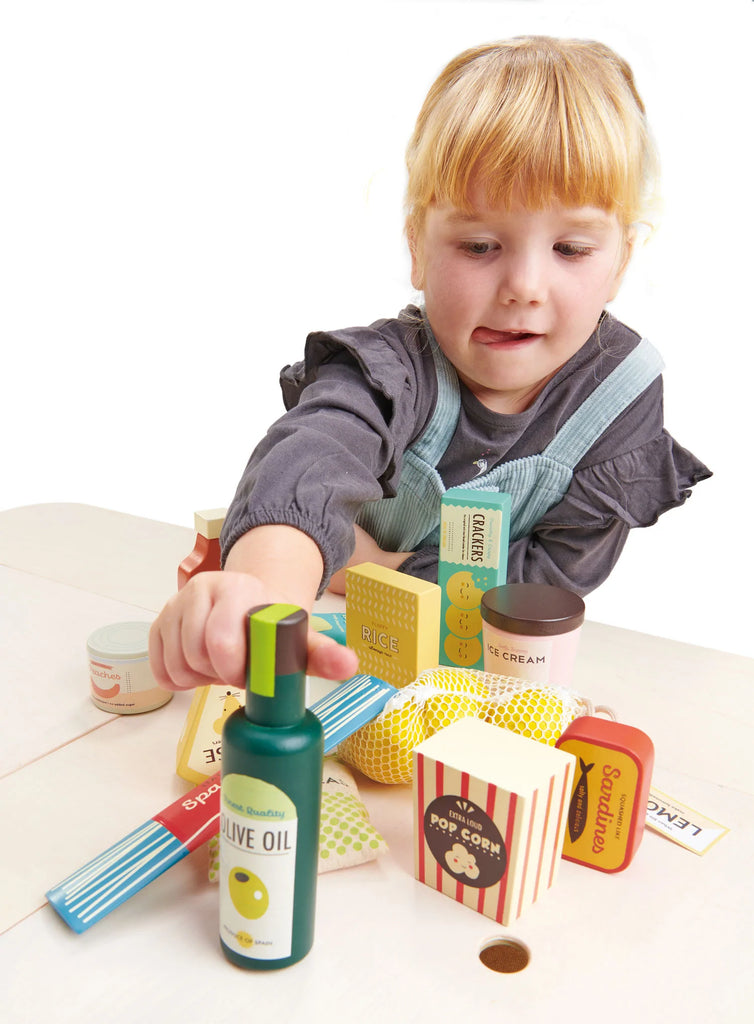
497;253;547;305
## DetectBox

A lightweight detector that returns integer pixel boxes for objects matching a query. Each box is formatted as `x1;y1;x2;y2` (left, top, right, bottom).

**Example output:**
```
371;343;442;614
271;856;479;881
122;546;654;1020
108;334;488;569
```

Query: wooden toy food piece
414;718;575;925
438;488;511;671
47;674;396;933
177;508;226;589
176;684;244;783
345;562;441;688
556;716;654;872
339;667;589;785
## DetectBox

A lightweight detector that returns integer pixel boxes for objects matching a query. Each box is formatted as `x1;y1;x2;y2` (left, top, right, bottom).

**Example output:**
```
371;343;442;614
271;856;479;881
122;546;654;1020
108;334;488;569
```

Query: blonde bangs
406;38;658;233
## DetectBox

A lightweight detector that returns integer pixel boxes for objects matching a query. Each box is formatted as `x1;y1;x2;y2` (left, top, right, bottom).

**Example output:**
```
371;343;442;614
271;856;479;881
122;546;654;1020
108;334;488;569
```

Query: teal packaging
310;611;347;646
220;604;323;969
438;488;511;671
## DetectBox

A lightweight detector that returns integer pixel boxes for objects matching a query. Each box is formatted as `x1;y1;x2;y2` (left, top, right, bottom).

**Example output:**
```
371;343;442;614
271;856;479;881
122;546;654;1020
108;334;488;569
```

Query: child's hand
149;570;358;692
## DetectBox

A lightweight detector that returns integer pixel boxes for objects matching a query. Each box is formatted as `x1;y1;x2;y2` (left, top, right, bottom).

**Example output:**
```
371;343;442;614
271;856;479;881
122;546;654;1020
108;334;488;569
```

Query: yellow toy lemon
338;693;427;785
486;687;572;746
423;690;481;736
419;668;488;737
338;669;584;782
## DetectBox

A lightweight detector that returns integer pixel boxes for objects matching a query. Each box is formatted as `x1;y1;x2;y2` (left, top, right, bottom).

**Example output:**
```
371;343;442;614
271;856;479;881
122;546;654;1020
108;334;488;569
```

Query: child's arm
326;524;414;595
148;525;359;691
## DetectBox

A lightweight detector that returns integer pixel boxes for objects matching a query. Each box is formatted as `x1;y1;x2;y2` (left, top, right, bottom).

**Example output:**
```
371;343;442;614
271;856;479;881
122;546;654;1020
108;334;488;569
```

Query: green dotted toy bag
209;757;387;880
318;757;388;871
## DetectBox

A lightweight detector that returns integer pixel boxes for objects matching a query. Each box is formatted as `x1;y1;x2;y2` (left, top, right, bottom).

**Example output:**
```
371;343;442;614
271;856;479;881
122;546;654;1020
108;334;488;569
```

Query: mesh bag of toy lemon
338;666;599;785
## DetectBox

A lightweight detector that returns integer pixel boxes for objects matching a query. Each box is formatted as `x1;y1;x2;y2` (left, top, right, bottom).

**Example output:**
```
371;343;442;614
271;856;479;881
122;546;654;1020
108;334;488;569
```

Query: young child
149;36;709;692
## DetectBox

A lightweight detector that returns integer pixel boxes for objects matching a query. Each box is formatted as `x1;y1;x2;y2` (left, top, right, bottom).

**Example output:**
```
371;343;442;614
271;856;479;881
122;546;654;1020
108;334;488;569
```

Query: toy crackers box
414;718;576;925
438;488;511;671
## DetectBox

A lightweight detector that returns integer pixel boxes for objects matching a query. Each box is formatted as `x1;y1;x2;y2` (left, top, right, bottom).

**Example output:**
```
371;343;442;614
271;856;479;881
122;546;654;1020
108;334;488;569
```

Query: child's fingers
149;610;219;691
204;589;254;690
204;598;358;686
180;584;226;682
147;621;171;687
149;573;232;690
306;629;359;681
149;570;356;690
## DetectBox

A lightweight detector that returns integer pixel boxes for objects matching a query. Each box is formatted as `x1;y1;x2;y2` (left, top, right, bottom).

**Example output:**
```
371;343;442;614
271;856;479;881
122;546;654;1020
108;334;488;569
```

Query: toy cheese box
438;488;511;671
414;718;575;925
176;685;244;783
345;562;441;688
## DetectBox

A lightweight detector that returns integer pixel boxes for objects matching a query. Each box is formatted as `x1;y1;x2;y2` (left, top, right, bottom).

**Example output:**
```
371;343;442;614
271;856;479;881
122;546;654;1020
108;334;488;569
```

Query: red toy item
177;509;225;589
556;716;654;872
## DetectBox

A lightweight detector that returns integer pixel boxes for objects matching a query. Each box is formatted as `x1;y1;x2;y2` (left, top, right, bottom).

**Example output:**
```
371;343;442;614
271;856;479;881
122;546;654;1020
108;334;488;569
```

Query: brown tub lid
480;583;585;636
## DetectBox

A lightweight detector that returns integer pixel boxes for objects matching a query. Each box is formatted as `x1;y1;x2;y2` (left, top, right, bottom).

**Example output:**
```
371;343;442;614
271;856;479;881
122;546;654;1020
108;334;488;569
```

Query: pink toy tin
480;584;585;687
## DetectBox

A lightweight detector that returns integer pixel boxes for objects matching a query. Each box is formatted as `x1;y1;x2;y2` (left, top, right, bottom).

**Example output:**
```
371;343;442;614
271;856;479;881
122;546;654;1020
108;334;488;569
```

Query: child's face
412;185;630;413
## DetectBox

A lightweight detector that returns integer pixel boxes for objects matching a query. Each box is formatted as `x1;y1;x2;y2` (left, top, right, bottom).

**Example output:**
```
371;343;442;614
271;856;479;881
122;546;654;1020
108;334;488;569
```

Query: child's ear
407;221;424;291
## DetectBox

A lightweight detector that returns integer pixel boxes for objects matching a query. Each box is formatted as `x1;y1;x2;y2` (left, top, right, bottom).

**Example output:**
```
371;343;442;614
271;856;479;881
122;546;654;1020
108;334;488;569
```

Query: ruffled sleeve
505;431;712;595
559;431;711;529
220;314;433;590
279;319;430;495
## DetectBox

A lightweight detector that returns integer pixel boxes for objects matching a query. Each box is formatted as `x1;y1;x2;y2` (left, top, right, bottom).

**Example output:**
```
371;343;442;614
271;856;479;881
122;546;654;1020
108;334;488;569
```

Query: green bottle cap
246;605;308;723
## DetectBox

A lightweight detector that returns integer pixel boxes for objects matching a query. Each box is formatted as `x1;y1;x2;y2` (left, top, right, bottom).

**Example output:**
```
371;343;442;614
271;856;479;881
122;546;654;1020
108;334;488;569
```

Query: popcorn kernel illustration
445;842;480;880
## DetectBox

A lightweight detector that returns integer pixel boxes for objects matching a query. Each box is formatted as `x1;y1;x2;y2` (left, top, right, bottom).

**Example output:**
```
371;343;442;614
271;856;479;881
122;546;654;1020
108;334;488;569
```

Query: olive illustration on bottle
229;868;269;920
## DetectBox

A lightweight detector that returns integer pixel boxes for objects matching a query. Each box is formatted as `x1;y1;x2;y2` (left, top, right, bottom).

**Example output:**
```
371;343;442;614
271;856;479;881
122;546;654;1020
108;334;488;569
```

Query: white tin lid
86;620;152;659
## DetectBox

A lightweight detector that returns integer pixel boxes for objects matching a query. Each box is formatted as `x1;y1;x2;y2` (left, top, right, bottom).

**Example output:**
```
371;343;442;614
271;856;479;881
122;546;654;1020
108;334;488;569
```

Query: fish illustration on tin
568;758;595;842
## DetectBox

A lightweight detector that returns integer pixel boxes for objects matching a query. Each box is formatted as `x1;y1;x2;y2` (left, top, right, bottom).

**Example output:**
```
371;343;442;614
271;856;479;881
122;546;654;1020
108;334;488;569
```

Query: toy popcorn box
414;718;575;925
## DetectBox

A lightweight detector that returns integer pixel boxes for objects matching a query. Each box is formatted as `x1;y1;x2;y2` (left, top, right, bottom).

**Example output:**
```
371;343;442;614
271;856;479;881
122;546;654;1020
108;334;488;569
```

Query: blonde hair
405;36;659;241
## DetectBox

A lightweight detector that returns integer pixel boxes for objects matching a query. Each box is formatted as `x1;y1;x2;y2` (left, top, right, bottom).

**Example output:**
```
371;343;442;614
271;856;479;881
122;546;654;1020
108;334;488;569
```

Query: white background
2;1;751;657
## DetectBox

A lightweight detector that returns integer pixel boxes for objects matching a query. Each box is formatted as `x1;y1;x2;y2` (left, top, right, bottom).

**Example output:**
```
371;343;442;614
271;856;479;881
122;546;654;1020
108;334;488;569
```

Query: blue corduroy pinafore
356;328;664;551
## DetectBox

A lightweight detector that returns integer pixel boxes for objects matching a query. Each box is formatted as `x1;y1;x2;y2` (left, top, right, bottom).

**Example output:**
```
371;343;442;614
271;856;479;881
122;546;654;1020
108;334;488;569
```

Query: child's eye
554;242;594;259
460;240;498;257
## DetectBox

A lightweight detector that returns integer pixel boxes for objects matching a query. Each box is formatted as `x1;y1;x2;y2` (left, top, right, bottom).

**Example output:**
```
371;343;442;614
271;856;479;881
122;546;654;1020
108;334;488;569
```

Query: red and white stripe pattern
414;722;574;926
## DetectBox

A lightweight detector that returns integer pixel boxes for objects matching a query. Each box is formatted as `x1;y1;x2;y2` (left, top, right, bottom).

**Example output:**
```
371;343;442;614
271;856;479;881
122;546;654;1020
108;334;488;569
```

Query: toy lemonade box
438;488;511;670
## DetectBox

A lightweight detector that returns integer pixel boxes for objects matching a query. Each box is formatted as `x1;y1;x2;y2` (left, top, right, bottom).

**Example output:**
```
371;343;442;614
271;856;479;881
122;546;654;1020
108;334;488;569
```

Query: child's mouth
472;327;541;346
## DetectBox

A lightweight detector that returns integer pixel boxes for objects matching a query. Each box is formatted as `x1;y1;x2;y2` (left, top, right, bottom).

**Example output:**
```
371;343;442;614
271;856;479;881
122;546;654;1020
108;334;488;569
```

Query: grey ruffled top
221;306;710;596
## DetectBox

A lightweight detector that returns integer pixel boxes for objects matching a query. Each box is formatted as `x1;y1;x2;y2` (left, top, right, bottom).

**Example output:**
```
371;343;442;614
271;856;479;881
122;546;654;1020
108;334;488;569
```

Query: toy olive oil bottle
220;604;323;969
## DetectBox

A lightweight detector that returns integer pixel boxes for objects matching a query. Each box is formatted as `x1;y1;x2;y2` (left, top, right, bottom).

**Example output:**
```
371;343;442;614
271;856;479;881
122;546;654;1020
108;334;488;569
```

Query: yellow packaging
556;717;654;873
176;685;244;783
345;562;441;688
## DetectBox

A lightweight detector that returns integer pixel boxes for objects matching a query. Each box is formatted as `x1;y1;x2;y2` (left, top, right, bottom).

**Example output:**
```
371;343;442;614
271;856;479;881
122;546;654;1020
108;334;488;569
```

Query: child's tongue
474;327;535;344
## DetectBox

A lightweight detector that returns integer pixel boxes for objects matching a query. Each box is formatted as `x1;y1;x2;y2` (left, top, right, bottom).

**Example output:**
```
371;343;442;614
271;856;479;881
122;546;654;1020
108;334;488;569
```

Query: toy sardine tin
556;717;654;873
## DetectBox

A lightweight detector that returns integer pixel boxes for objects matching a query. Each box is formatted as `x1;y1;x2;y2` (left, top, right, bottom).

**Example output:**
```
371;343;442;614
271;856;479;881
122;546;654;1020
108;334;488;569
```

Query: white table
1;504;752;1023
